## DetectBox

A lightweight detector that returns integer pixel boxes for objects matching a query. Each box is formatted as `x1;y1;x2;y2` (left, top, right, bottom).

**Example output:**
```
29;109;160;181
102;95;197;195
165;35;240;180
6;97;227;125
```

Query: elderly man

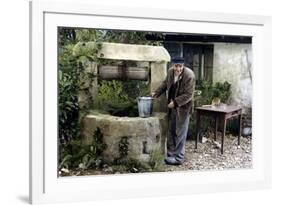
153;57;195;165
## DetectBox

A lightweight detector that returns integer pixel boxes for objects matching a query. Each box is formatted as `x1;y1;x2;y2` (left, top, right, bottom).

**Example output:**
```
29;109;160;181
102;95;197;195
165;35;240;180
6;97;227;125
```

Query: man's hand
168;100;175;108
152;92;158;98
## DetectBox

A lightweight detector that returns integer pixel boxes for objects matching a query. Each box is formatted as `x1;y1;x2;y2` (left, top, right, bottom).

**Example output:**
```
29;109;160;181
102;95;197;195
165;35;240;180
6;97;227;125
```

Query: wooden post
221;115;227;154
238;112;242;145
215;116;218;141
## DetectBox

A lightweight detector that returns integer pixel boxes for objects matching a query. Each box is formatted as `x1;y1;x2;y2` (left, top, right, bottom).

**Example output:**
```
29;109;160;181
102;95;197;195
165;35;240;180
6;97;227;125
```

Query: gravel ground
164;133;252;172
60;133;252;176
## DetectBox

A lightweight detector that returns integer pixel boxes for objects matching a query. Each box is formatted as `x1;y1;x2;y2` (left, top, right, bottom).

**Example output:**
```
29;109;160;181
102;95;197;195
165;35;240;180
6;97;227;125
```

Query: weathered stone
73;42;171;62
98;42;171;62
85;61;98;74
82;112;168;163
152;112;168;155
79;73;91;90
150;62;168;113
136;62;150;68
213;43;252;109
78;90;91;109
78;62;98;109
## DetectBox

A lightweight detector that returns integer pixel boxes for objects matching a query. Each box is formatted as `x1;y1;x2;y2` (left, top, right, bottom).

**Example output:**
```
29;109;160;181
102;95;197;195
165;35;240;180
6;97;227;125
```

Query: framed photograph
30;0;272;204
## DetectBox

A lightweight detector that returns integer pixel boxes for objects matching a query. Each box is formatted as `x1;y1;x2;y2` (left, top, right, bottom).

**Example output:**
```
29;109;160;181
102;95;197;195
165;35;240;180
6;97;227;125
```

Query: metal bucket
137;97;153;118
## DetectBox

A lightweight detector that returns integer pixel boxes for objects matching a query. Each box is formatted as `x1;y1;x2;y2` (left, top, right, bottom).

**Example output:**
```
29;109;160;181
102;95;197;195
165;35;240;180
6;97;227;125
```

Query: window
164;43;214;84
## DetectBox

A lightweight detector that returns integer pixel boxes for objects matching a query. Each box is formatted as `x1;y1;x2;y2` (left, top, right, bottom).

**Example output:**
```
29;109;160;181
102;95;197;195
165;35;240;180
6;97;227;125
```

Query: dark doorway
164;43;214;84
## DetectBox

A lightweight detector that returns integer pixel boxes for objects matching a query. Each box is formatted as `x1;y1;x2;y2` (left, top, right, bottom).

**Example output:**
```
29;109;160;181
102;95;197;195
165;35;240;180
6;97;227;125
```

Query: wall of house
213;43;252;112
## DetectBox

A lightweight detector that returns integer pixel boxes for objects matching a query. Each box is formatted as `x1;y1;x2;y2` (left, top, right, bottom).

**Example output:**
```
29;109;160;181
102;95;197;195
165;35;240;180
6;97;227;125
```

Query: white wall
213;43;252;110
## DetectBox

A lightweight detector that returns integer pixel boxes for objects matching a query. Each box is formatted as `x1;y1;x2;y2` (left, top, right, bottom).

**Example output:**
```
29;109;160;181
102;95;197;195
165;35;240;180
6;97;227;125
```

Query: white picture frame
30;0;272;204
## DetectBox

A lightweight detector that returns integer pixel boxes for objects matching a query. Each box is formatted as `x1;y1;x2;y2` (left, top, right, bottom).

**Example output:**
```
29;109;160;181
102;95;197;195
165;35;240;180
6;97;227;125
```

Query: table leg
195;112;200;149
238;114;242;145
215;116;218;141
221;116;226;154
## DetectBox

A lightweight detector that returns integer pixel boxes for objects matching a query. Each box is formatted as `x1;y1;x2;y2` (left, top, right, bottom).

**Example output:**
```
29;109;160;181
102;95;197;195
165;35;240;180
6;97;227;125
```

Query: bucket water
137;97;153;118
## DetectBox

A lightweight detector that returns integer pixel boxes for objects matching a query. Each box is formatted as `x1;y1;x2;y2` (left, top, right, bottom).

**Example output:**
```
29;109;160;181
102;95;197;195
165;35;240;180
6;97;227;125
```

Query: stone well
82;112;168;163
78;42;171;163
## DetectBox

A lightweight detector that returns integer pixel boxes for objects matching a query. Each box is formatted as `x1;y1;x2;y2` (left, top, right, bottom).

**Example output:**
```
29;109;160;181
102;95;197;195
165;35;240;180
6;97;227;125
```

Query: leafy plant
149;150;165;172
58;51;80;144
75;29;105;42
113;158;152;173
188;81;232;139
118;137;129;158
92;128;107;156
96;80;129;106
195;81;232;106
94;79;149;117
103;30;163;46
58;28;77;46
58;128;107;171
58;29;104;144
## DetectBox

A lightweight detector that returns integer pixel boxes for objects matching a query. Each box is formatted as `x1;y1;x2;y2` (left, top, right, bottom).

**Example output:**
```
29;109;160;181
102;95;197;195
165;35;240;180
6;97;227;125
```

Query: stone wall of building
213;43;252;112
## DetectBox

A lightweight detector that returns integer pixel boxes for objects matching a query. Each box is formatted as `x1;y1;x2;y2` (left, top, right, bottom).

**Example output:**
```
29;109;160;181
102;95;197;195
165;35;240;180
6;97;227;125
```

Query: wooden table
195;105;242;154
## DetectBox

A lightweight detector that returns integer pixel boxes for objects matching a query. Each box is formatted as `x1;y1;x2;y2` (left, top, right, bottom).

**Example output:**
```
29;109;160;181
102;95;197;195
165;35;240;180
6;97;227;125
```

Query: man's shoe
164;157;183;166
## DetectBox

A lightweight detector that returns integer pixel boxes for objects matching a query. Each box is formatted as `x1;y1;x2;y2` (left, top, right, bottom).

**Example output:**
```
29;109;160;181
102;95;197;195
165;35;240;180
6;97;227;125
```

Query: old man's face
173;63;184;76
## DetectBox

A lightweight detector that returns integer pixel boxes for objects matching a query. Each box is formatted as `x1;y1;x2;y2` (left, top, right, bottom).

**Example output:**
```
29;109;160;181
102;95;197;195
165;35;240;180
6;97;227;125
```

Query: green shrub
188;81;232;140
58;45;80;144
103;30;163;46
58;29;104;144
118;136;129;159
195;81;231;105
58;128;107;171
149;150;165;172
94;79;150;117
113;158;152;173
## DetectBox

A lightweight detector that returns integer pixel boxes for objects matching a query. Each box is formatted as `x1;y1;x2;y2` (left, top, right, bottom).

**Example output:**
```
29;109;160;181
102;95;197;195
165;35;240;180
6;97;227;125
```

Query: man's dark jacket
154;66;195;119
